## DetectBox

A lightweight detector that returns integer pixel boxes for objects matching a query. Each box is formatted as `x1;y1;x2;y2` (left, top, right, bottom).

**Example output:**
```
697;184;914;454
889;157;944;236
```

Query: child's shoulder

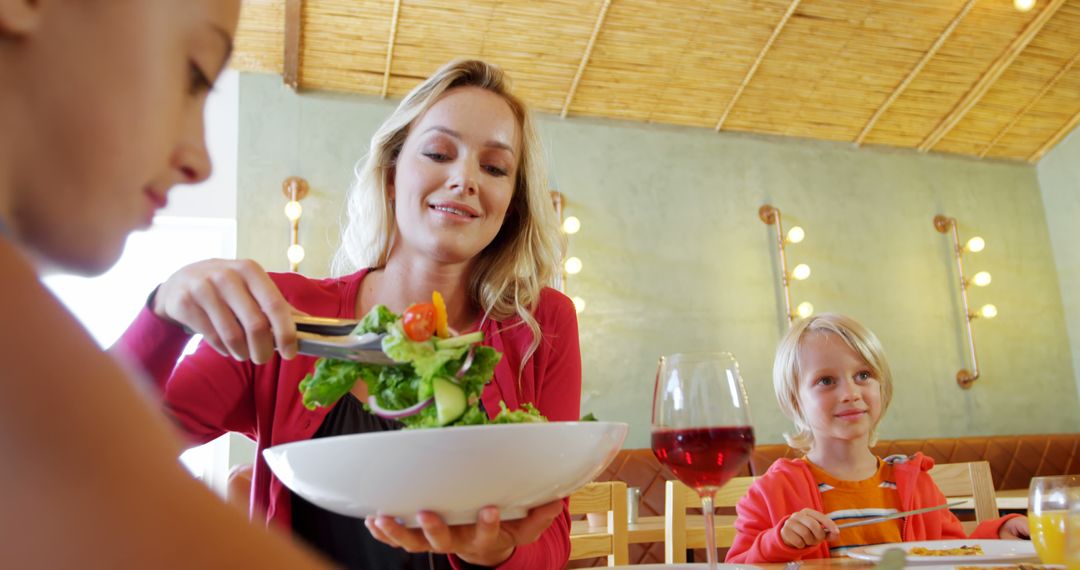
756;456;812;483
882;452;935;471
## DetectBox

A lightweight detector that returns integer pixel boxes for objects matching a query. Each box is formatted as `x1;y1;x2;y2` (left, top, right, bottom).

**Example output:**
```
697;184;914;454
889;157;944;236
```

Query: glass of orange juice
1029;475;1079;565
1067;486;1079;570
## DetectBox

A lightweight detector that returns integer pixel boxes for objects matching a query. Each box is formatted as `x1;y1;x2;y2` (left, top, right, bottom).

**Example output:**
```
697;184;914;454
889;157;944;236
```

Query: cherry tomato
402;303;437;342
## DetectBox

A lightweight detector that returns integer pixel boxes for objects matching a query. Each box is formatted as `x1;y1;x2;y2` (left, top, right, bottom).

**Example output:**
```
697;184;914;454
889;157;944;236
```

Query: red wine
652;426;755;491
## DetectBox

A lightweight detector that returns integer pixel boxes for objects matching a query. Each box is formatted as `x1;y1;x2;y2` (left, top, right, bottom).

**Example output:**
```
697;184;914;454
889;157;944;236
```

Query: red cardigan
726;453;1022;563
114;269;582;570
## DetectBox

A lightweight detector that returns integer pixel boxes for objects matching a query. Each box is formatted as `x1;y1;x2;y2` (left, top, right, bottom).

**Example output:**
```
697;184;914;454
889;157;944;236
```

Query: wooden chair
568;481;629;566
665;476;756;563
928;460;1000;530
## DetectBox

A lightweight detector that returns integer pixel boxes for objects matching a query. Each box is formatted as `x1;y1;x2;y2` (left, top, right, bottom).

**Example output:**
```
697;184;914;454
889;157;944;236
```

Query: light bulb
786;226;805;244
572;296;586;313
796;301;814;319
564;256;583;275
965;236;985;253
972;271;992;287
286;244;305;265
1014;0;1035;11
979;304;998;319
284;200;303;222
561;216;581;235
792;263;811;281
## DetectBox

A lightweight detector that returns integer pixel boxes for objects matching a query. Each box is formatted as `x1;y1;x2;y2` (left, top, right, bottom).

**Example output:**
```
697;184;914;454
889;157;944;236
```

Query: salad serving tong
293;315;395;365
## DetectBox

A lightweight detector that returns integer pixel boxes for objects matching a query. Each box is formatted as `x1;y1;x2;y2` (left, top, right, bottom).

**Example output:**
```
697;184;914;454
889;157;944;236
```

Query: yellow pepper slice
432;290;450;339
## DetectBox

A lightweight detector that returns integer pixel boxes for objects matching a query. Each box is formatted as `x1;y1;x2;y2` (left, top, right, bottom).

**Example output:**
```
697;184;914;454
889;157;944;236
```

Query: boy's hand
998;515;1030;540
780;509;839;549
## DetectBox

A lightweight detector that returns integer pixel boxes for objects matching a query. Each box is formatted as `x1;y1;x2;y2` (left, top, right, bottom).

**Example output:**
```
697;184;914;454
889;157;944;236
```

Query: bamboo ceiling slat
722;0;898;141
233;0;285;73
380;0;402;97
645;0;792;127
918;0;1066;152
862;1;1042;149
855;0;975;146
560;0;611;118
987;66;1080;159
235;0;1080;162
564;2;709;122
976;49;1080;157
714;0;802;132
976;0;1080;160
1030;105;1080;161
299;0;395;94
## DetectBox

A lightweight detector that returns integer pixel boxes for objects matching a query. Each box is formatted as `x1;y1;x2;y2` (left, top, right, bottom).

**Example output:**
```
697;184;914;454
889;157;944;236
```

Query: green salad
298;294;546;429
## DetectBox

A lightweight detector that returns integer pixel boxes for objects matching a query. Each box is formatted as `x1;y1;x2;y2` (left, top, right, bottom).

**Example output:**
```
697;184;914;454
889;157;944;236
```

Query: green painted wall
238;73;1080;449
1037;129;1080;407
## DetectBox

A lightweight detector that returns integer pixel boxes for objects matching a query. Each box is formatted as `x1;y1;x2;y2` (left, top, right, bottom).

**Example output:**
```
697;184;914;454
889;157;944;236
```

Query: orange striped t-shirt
803;458;903;557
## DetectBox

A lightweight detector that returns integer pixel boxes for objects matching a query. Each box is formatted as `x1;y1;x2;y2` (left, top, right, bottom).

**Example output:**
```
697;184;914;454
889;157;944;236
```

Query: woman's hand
998;515;1030;539
152;259;301;363
780;508;838;550
365;500;564;566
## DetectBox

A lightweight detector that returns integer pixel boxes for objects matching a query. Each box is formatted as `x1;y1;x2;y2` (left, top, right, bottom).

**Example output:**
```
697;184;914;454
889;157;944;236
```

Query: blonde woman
0;0;324;567
726;313;1026;563
115;59;580;569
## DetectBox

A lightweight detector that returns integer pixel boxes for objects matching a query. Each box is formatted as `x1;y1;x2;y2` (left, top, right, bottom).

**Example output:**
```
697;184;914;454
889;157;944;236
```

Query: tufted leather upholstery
569;433;1080;567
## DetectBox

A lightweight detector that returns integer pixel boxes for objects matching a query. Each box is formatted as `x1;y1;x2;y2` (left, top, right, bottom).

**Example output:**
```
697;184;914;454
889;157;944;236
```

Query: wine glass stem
701;492;718;570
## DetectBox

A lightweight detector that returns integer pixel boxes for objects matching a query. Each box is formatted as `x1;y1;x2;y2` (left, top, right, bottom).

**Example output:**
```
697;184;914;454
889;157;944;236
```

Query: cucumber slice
434;331;484;350
433;377;467;426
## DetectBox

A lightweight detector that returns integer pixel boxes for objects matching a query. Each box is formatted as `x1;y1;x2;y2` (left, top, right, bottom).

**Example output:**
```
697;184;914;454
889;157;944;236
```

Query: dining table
570;488;1029;545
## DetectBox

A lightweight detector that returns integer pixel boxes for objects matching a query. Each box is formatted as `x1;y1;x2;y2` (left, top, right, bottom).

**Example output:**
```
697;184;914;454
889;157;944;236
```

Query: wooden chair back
929;460;1000;524
568;481;629;566
664;476;756;564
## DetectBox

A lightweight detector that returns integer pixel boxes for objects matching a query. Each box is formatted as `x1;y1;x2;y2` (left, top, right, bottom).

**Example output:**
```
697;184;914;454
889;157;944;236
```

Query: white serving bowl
263;421;628;526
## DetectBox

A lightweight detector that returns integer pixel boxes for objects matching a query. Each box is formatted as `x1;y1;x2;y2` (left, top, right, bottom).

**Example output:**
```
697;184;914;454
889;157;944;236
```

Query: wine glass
651;352;755;569
1029;474;1079;565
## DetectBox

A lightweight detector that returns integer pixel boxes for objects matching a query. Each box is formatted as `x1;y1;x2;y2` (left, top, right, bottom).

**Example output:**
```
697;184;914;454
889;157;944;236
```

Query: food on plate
956;566;1050;570
909;544;985;556
297;292;546;428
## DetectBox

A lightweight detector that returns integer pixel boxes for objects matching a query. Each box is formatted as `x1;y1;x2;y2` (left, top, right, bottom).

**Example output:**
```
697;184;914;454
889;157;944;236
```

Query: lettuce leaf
297;303;545;429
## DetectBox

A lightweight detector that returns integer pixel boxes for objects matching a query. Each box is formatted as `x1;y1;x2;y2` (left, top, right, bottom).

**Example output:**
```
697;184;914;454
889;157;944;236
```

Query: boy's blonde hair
773;313;893;451
331;59;564;365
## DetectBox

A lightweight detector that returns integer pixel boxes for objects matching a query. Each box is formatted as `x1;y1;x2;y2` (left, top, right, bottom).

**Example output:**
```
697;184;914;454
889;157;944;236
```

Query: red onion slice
456;346;476;380
367;395;433;419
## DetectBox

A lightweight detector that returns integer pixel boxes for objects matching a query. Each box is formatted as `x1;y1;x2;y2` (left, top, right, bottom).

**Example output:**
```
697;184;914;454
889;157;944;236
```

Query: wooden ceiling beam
714;0;801;132
284;0;303;89
918;0;1066;152
1028;105;1080;163
381;0;402;98
855;0;975;146
561;0;612;118
980;47;1080;158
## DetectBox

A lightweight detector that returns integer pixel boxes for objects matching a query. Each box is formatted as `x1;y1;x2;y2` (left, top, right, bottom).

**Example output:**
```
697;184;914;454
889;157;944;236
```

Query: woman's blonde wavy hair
331;59;564;365
773;313;894;452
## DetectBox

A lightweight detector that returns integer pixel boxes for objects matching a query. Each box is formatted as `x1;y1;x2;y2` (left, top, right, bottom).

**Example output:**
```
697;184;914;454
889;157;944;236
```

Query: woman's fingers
370;515;430;553
153;259;300;362
471;507;502;548
213;269;278;363
235;260;300;361
416;511;457;553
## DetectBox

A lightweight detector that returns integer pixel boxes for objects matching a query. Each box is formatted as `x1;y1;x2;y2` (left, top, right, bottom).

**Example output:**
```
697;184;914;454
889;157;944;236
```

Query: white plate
263;421;627;527
846;539;1039;564
911;561;1062;565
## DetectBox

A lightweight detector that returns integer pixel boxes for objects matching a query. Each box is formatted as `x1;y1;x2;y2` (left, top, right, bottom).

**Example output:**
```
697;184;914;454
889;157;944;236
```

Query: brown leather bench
573;433;1080;566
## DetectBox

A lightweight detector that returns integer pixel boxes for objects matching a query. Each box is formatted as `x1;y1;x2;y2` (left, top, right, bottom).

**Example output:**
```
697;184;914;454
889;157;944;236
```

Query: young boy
726;313;1028;563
